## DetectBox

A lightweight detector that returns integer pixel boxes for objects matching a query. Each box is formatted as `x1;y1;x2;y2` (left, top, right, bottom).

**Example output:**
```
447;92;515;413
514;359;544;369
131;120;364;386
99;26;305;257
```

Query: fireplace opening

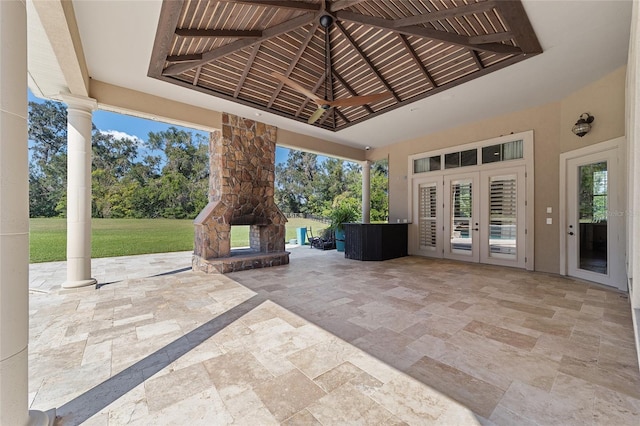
230;225;250;250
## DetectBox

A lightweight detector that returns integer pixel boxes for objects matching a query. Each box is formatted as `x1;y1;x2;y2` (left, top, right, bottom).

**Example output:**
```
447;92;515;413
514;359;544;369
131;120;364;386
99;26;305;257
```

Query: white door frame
408;130;534;270
479;167;527;269
412;176;443;257
559;137;627;290
444;173;480;262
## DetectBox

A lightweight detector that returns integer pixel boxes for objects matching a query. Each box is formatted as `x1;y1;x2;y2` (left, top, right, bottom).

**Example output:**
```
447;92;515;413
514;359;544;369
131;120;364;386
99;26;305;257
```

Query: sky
27;90;291;165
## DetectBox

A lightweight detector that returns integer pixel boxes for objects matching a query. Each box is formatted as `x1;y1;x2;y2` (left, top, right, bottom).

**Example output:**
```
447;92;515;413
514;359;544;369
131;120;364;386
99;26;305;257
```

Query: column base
61;278;97;289
28;409;53;426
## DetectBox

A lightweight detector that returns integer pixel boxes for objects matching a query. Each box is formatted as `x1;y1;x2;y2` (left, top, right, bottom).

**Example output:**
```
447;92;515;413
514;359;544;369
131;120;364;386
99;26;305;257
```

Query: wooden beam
469;32;514;45
333;70;373;114
225;0;321;11
163;12;318;76
325;25;334;103
330;0;367;12
268;23;317;107
495;0;542;54
193;66;202;85
336;11;522;55
335;108;349;125
235;43;261;98
175;29;262;38
333;54;532;131
397;34;437;89
166;54;203;63
394;1;496;27
470;50;484;70
295;71;326;117
334;21;400;102
147;0;184;78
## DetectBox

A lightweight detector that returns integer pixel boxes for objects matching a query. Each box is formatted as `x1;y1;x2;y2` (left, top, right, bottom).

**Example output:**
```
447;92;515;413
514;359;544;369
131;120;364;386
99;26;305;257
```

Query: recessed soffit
148;0;541;132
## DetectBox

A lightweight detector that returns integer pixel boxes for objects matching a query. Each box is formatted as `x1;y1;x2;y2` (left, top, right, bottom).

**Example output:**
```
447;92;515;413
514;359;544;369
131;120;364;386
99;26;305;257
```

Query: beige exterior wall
277;129;365;162
369;66;626;274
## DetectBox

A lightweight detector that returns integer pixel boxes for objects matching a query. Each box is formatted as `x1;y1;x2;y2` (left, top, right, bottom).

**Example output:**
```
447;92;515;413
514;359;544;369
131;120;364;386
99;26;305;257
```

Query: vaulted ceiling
149;0;541;131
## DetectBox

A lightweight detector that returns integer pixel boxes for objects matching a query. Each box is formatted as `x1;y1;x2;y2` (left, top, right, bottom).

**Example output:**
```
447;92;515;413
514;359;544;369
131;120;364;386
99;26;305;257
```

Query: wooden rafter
333;70;373;114
325;25;334;103
166;54;203;62
235;43;261;98
335;11;521;55
193;66;201;85
334;21;400;102
393;1;496;27
330;0;367;13
295;71;326;117
151;0;542;131
224;0;321;11
163;12;319;76
147;0;183;78
175;29;262;38
335;108;349;125
470;50;484;70
397;34;436;89
267;23;318;107
495;1;542;54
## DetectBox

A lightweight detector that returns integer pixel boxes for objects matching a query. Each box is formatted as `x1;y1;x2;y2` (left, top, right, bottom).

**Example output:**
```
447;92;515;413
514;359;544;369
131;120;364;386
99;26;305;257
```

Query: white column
361;160;371;224
61;95;97;288
0;1;49;425
628;1;640;309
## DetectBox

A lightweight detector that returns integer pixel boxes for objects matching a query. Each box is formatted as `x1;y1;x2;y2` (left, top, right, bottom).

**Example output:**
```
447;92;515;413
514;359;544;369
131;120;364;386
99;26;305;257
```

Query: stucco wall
369;66;626;274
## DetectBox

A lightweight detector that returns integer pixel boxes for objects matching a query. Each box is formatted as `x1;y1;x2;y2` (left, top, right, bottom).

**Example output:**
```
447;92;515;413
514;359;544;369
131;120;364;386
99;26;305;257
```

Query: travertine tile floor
29;247;640;425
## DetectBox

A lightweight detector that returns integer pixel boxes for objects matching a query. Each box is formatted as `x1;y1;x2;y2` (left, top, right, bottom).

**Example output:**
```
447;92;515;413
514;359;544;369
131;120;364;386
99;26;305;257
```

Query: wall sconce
572;113;594;137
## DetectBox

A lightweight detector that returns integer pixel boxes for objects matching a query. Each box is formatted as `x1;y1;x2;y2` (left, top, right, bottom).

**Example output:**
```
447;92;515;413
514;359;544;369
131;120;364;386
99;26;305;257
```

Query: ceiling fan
271;9;393;124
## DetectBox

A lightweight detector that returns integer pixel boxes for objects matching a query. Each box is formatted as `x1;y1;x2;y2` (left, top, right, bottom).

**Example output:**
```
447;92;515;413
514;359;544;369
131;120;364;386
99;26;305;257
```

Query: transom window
413;140;523;174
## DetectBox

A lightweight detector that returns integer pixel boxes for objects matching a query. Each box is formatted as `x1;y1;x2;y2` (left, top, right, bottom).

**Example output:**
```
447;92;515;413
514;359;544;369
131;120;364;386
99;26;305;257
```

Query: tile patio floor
28;247;640;425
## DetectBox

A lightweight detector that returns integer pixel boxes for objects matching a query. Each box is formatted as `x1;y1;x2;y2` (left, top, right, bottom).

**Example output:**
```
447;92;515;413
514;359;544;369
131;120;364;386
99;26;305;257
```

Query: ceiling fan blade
328;92;394;108
271;72;321;102
308;106;327;124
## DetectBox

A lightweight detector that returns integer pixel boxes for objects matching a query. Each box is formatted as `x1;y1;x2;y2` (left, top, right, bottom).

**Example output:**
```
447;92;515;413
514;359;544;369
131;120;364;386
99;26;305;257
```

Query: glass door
566;149;621;287
480;168;526;268
444;174;479;262
413;177;443;257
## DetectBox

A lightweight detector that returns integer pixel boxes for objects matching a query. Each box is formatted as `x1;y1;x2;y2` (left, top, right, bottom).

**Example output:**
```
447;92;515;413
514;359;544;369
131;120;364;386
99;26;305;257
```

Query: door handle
568;231;574;236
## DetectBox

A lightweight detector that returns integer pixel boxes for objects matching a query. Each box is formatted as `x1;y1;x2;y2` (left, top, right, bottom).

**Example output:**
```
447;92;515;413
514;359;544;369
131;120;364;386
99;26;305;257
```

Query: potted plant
329;202;359;252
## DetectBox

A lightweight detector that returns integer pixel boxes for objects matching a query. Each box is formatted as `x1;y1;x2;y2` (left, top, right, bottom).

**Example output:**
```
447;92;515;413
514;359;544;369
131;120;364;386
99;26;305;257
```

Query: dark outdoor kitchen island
343;223;408;261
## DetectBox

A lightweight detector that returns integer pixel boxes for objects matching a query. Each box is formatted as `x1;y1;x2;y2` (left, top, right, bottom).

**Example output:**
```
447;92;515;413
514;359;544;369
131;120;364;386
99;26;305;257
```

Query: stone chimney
192;113;289;273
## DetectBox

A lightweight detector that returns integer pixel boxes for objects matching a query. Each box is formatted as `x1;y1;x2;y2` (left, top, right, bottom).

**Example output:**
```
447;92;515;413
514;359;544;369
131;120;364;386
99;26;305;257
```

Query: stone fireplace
192;113;289;274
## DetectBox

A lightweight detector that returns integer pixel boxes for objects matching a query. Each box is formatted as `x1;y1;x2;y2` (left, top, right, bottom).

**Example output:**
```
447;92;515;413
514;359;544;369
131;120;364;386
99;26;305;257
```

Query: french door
414;167;527;268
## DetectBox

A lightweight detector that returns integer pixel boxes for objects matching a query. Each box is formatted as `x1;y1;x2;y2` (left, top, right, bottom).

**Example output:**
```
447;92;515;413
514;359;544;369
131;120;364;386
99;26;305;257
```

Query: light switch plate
546;218;553;225
546;207;552;214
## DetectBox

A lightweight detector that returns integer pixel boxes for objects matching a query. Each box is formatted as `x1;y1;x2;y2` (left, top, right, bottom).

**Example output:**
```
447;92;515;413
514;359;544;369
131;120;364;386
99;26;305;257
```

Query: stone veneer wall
193;113;288;273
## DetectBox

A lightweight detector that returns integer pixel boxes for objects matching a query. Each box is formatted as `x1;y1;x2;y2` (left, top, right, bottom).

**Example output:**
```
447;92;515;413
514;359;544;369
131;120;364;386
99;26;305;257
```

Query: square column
361;160;371;224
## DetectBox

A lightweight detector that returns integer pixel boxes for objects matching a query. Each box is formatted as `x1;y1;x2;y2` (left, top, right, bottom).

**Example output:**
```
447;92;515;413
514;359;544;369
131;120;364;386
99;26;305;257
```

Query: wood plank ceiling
149;0;541;131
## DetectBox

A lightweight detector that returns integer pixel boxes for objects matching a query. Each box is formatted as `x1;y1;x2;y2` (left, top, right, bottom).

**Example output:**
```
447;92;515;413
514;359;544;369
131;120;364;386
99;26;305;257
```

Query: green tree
28;100;68;217
370;158;389;221
275;151;321;214
145;127;209;218
91;131;140;218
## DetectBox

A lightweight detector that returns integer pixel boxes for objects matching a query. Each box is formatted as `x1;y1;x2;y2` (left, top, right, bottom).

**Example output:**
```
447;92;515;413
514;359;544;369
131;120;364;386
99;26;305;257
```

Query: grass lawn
29;217;327;263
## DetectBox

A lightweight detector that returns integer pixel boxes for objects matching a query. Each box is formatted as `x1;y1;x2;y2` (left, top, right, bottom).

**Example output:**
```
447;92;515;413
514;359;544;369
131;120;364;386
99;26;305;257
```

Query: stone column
61;95;97;288
0;1;49;424
361;160;371;224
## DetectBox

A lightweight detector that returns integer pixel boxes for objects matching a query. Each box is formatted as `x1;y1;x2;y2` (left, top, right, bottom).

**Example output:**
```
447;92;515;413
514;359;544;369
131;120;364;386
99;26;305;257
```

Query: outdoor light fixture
572;113;594;137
